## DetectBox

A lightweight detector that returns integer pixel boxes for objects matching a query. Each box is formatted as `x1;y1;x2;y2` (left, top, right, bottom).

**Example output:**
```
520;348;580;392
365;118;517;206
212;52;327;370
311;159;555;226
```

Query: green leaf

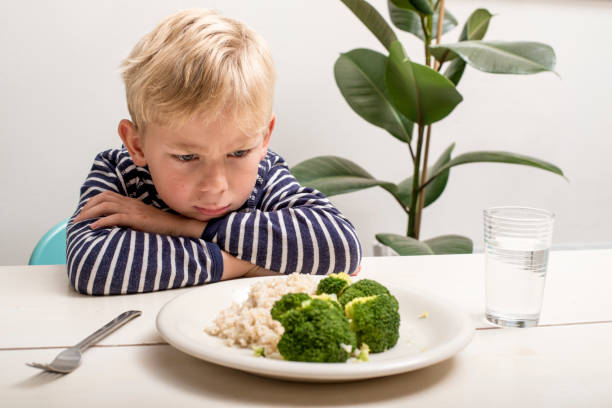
395;177;413;209
440;9;492;85
395;142;455;208
334;49;413;143
388;0;458;41
444;58;465;86
430;41;557;75
376;233;473;256
443;58;466;86
389;0;433;15
427;151;566;182
386;41;463;125
422;143;454;207
389;0;418;12
410;0;433;15
290;156;396;197
436;9;493;63
376;233;434;255
460;9;493;41
424;235;473;254
340;0;398;51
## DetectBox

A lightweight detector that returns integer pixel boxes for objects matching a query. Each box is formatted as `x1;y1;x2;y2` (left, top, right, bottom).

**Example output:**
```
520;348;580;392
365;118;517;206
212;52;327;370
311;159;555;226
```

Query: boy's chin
191;207;233;222
196;214;224;222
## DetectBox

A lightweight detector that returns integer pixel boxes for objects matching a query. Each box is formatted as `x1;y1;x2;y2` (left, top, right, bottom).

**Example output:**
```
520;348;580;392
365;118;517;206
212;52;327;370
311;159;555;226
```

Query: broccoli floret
271;292;342;323
345;294;400;353
274;298;357;362
270;292;311;321
316;272;352;296
338;279;390;308
311;293;343;313
355;343;370;362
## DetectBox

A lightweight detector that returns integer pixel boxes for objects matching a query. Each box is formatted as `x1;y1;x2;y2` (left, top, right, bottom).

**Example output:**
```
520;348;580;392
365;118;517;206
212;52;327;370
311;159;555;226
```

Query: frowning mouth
194;205;231;217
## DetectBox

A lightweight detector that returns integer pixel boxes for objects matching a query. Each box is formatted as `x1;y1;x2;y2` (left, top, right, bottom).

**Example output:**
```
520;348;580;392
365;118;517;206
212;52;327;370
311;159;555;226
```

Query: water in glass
485;236;549;327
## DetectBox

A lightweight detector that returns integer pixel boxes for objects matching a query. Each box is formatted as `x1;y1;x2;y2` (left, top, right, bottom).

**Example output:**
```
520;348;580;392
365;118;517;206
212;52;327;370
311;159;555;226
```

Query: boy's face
119;113;274;222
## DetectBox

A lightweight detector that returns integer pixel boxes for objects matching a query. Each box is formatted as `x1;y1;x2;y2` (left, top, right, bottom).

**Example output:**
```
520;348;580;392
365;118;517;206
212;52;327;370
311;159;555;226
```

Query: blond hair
120;9;275;133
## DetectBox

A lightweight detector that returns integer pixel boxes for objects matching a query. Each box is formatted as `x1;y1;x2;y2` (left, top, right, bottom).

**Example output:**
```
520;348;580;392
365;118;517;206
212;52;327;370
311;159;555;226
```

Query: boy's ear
260;114;275;159
118;119;147;166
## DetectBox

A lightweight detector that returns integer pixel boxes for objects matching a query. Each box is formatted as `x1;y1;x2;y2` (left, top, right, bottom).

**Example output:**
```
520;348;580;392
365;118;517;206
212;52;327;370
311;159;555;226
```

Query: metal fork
26;310;142;374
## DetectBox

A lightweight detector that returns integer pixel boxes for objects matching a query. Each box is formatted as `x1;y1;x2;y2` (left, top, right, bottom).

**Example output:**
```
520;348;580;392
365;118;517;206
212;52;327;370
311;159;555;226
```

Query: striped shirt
66;147;362;295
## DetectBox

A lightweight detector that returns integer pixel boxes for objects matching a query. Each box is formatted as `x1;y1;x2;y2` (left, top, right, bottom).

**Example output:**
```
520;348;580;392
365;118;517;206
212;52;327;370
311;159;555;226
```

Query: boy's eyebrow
168;138;259;152
168;141;201;150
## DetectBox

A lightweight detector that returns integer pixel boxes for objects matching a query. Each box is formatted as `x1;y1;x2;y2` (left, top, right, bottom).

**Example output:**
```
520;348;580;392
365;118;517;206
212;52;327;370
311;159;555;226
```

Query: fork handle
74;310;142;352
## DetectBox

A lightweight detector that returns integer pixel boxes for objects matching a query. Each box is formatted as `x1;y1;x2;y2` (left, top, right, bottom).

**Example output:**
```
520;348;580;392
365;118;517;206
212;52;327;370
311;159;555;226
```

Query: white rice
205;274;317;358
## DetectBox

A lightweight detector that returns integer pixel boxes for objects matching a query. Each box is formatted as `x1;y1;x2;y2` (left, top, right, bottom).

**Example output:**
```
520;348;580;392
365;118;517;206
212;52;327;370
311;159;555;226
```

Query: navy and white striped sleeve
66;150;223;295
203;154;362;275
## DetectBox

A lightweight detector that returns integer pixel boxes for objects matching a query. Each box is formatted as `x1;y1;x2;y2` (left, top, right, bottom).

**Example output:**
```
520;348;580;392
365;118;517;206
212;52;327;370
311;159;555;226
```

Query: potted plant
291;0;565;255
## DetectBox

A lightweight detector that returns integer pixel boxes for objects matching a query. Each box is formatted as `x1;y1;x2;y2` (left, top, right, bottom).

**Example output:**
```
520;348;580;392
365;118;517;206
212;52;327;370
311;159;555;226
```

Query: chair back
29;219;69;265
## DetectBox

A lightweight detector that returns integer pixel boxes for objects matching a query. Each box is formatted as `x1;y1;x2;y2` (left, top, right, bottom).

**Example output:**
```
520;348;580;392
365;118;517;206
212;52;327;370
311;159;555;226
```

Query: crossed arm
72;190;274;281
66;151;361;295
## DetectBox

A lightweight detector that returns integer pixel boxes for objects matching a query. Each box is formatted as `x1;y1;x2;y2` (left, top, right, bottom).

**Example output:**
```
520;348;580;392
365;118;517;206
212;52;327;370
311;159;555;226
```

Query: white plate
156;276;474;382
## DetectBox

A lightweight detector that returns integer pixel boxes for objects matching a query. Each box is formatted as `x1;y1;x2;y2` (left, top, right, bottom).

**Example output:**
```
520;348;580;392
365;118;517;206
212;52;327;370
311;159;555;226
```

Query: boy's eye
229;149;250;158
175;154;197;162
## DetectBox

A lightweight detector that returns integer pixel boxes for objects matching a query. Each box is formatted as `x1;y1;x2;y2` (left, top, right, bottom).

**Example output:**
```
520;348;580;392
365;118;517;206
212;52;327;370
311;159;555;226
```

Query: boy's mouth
194;205;231;217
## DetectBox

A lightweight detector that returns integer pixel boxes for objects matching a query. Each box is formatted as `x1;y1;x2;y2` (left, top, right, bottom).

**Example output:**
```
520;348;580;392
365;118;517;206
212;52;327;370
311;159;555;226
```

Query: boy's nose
199;163;229;194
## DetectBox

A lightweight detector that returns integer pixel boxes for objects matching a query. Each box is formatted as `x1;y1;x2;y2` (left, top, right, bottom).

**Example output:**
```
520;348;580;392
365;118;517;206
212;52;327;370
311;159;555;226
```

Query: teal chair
29;219;69;265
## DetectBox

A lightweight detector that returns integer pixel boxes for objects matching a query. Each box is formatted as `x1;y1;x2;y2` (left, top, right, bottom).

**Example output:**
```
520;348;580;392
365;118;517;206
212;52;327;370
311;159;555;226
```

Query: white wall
1;0;611;265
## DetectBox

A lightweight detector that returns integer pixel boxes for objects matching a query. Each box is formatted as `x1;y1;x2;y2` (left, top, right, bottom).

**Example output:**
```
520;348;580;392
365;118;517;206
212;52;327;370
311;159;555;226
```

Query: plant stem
415;124;432;236
418;171;439;193
407;124;425;238
414;1;447;239
435;49;449;72
425;16;432;66
384;186;412;216
410;14;434;239
420;15;432;65
408;138;416;163
434;0;446;71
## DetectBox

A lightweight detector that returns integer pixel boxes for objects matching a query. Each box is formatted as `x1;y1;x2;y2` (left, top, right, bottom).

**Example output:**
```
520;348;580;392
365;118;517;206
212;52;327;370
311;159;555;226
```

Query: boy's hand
73;191;206;239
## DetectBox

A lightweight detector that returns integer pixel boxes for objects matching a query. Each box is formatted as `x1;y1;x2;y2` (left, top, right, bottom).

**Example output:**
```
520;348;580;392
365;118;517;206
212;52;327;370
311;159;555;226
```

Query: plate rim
156;276;474;382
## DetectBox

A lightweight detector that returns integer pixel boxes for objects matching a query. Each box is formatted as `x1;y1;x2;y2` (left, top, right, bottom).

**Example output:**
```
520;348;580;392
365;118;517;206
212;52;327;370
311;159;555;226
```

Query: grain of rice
205;273;317;358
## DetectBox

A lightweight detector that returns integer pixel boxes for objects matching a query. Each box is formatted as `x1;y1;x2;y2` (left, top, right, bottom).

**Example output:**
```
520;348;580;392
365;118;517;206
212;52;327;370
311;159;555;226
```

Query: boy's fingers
81;191;123;211
90;214;126;230
76;195;108;219
77;200;122;223
79;203;109;220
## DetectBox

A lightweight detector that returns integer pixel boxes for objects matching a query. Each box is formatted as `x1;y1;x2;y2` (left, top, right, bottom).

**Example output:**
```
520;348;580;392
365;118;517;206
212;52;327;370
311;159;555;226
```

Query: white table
2;249;611;407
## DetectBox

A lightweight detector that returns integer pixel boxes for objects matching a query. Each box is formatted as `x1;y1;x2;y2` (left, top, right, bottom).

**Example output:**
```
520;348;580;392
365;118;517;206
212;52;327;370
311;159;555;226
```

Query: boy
67;9;361;295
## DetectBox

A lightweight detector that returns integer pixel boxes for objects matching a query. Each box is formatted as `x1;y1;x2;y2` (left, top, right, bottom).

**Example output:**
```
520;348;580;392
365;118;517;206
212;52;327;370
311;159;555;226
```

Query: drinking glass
483;206;554;328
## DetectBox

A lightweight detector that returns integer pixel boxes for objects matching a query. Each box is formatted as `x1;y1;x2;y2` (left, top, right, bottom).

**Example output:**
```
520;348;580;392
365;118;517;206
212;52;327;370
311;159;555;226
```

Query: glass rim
483;206;555;222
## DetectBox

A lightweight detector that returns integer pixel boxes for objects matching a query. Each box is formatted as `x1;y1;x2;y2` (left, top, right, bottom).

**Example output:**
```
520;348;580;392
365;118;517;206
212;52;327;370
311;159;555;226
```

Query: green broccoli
311;293;343;313
344;294;400;353
316;272;352;296
338;279;390;308
270;292;311;321
273;298;357;362
355;343;370;362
